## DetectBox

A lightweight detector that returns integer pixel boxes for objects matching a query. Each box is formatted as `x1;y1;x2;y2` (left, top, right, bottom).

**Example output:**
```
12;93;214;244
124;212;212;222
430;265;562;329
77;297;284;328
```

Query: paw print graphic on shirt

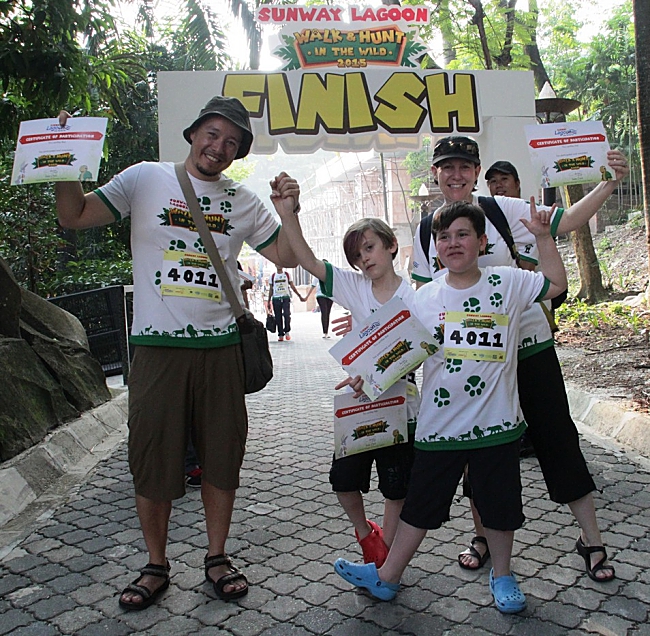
433;387;451;407
169;239;187;251
224;188;236;197
490;292;503;308
193;239;206;253
464;375;486;397
463;297;481;313
487;274;501;287
446;359;462;374
220;201;232;213
198;196;211;212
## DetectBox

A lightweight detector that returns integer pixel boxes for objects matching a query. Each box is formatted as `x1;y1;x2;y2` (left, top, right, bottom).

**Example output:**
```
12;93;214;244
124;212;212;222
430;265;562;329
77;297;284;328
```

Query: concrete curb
567;385;650;460
0;390;128;528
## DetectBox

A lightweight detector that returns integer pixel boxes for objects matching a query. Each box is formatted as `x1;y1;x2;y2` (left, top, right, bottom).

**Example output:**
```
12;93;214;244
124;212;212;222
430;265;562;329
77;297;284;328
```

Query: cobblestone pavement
1;311;649;635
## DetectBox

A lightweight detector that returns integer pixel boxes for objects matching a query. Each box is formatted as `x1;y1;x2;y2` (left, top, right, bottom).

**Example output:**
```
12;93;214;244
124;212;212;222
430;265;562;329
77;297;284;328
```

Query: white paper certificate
524;120;613;189
11;117;108;185
329;296;438;401
333;381;408;459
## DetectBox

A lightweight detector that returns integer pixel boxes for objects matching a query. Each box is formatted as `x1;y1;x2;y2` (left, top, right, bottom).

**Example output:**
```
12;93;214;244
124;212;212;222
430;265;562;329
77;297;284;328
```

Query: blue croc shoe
489;568;526;614
334;559;399;601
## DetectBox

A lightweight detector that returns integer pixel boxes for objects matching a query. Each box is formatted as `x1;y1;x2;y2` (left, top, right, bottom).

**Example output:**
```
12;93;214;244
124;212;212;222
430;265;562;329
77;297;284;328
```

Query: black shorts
400;441;524;531
517;347;596;503
329;436;415;501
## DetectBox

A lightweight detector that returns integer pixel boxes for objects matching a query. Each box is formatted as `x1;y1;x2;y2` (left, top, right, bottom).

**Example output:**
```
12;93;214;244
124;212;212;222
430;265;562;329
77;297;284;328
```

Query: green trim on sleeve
411;273;432;283
94;189;121;222
535;278;551;303
322;261;334;297
550;207;565;238
255;225;281;252
519;255;538;266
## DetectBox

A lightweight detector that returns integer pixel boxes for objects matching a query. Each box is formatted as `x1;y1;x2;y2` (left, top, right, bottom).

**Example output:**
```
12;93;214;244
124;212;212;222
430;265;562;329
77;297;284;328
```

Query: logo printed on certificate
444;311;509;362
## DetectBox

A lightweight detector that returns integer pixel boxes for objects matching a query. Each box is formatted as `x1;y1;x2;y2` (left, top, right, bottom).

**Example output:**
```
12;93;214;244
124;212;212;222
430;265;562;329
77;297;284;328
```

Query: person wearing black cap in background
485;160;522;199
55;96;302;608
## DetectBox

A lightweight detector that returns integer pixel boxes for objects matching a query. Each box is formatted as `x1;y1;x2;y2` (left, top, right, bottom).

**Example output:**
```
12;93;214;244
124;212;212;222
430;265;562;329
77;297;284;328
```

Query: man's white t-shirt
96;161;279;348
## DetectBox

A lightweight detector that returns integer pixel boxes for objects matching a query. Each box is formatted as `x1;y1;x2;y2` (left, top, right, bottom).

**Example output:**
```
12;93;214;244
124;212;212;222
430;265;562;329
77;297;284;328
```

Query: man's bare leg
120;495;171;605
483;528;514;578
203;481;247;594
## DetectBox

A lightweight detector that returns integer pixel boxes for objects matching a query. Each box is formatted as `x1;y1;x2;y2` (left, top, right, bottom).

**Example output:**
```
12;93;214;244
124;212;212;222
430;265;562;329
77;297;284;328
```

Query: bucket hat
183;95;253;159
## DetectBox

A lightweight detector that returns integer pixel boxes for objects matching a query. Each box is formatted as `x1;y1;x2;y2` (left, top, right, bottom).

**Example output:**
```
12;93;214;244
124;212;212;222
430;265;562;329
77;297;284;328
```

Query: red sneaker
285;334;291;341
356;520;388;567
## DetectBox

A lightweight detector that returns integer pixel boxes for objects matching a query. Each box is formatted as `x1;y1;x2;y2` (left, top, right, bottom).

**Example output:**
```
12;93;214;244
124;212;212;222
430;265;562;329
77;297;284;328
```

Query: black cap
183;96;253;159
485;161;519;182
431;136;480;166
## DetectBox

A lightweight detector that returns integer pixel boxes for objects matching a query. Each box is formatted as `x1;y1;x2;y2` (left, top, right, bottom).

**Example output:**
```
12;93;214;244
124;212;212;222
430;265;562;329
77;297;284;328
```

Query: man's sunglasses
433;139;479;157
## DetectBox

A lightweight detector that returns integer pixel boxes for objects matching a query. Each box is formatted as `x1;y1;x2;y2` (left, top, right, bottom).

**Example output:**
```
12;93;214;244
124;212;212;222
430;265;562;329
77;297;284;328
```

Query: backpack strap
478;196;520;264
418;212;434;261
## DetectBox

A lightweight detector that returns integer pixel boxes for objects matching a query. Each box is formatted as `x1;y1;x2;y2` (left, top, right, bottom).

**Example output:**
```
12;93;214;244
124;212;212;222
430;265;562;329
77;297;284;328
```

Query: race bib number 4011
160;249;221;301
444;311;509;362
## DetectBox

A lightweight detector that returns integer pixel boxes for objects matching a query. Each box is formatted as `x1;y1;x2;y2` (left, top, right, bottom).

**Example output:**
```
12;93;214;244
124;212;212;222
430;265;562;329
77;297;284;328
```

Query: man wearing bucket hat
55;95;301;609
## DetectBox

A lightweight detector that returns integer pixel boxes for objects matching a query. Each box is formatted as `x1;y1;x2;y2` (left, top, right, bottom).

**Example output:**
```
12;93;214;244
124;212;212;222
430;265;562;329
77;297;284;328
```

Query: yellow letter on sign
222;73;266;117
374;72;426;133
425;73;479;133
296;73;346;133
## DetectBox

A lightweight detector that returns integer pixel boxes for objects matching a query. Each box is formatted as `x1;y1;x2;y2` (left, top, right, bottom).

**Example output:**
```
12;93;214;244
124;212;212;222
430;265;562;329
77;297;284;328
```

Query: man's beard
195;162;222;178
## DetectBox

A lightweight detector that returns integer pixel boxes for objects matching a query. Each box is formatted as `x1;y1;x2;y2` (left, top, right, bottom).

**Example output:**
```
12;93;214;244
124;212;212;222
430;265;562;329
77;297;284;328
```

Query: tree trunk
633;0;650;303
467;0;493;69
564;184;608;303
523;0;551;92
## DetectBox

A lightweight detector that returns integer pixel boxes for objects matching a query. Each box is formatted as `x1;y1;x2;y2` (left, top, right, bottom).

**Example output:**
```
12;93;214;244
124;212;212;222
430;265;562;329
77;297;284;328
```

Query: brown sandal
576;537;615;582
204;554;249;601
458;536;490;570
119;561;171;610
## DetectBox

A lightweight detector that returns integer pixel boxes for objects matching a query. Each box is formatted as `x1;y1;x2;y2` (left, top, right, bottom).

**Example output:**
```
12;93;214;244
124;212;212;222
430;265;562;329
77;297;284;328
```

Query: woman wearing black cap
411;135;629;583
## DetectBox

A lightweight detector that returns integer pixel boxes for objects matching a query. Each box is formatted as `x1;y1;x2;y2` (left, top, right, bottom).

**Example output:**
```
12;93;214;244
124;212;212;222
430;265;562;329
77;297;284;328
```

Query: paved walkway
1;311;649;635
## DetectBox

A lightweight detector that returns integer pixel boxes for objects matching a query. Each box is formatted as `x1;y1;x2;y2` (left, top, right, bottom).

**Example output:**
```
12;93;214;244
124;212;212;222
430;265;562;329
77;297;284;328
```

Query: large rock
0;260;113;462
26;328;110;413
20;287;89;349
0;259;21;338
0;339;79;461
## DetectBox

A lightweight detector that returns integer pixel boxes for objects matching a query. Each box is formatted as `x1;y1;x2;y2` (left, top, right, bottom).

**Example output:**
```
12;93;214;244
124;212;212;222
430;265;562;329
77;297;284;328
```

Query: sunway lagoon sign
157;4;536;158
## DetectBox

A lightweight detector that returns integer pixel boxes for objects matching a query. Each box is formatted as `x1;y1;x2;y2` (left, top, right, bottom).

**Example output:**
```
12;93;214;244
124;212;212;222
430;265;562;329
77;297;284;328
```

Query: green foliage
402;138;432;196
48;258;133;296
544;3;637;162
557;297;649;334
224;159;257;184
0;164;60;295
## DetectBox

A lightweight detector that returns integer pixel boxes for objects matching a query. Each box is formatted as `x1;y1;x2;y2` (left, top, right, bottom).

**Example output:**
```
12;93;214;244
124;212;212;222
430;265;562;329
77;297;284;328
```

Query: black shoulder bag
174;163;273;394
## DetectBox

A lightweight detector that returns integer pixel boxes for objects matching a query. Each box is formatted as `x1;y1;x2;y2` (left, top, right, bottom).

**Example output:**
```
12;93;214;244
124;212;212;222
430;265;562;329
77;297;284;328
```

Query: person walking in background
54;96;302;609
304;275;334;338
267;266;304;341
